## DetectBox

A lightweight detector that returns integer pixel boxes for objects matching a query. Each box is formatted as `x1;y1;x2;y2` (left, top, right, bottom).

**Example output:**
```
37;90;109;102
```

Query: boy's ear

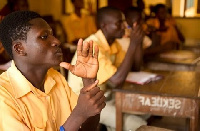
13;42;27;56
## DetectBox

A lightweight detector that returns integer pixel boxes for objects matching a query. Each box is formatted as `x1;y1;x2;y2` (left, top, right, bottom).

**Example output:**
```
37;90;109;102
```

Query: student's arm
60;39;105;131
61;80;103;131
131;40;143;71
174;25;185;43
108;22;144;87
170;17;185;43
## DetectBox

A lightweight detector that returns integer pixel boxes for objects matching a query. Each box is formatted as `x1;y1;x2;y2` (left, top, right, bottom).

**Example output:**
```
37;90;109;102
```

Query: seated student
0;11;105;130
0;0;29;71
136;0;149;21
61;0;97;45
67;6;147;131
122;6;153;71
144;4;185;56
0;0;29;20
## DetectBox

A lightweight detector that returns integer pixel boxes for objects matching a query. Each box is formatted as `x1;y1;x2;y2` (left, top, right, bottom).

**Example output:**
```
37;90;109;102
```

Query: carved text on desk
121;93;198;117
138;96;181;109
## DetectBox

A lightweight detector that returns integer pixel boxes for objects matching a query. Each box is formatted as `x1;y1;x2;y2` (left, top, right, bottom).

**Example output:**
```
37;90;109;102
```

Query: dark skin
125;11;144;71
12;18;105;131
100;11;144;87
72;0;84;17
144;6;185;56
70;0;95;45
156;7;185;42
70;0;84;45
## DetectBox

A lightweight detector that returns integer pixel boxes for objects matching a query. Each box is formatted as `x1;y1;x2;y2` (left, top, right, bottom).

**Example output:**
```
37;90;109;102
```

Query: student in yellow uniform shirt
68;6;147;131
0;11;105;131
61;0;97;44
144;4;185;56
0;0;29;71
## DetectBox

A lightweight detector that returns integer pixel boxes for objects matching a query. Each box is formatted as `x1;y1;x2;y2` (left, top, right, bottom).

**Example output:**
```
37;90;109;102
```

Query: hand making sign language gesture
60;39;99;79
60;39;105;131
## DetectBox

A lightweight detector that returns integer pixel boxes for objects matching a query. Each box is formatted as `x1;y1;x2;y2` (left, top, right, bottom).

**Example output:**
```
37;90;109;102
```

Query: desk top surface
114;70;200;99
146;50;198;65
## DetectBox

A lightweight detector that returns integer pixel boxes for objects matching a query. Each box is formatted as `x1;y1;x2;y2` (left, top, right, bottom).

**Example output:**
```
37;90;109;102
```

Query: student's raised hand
130;22;144;46
60;39;99;78
73;80;106;120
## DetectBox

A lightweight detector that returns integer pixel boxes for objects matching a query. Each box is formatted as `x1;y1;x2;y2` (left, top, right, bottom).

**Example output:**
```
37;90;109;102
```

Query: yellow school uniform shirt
0;61;78;131
68;30;126;94
146;17;181;45
61;12;97;43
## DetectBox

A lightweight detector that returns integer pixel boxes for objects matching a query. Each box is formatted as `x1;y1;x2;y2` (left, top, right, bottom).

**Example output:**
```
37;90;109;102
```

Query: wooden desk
145;50;200;72
114;71;200;131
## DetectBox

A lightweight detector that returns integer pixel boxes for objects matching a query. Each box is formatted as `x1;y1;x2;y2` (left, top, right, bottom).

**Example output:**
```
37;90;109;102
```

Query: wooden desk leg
190;100;199;131
115;92;123;131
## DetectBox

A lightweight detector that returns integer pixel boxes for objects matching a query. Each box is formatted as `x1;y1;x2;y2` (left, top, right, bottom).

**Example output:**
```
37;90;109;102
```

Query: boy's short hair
154;4;166;14
0;11;41;58
96;6;121;29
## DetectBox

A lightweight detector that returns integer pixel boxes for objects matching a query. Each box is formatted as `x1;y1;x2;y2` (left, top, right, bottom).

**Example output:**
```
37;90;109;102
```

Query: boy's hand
74;80;106;119
60;39;99;78
130;22;144;46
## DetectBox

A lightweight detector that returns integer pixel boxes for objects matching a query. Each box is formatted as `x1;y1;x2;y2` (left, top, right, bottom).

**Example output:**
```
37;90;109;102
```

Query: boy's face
156;7;167;20
104;11;125;39
22;18;63;67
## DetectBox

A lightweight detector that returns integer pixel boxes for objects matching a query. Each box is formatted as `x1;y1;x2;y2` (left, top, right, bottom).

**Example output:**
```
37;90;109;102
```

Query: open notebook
126;71;163;85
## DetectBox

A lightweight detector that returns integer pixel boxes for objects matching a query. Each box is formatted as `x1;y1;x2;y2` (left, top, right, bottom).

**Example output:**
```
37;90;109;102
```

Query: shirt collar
44;68;56;94
7;61;56;98
95;30;118;54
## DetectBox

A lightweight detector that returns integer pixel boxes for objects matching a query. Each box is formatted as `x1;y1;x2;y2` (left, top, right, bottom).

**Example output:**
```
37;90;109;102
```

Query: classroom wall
1;0;200;43
29;0;62;20
172;0;185;17
0;0;62;20
144;0;166;15
175;18;200;41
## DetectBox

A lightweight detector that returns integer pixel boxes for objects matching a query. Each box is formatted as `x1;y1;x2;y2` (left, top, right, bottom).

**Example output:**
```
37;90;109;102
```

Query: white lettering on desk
138;96;181;109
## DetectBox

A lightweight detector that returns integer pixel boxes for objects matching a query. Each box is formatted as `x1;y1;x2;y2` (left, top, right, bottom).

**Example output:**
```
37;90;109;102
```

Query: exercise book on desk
126;71;163;85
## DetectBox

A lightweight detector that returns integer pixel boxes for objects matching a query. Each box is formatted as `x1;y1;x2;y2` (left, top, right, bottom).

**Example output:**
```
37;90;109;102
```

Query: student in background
123;6;153;71
67;6;147;131
0;0;29;20
144;4;185;56
136;0;149;20
0;0;29;71
0;10;105;130
61;0;97;45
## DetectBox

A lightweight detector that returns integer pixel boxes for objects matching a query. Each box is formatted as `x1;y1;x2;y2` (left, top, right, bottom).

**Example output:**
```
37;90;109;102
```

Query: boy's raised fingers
77;39;83;56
